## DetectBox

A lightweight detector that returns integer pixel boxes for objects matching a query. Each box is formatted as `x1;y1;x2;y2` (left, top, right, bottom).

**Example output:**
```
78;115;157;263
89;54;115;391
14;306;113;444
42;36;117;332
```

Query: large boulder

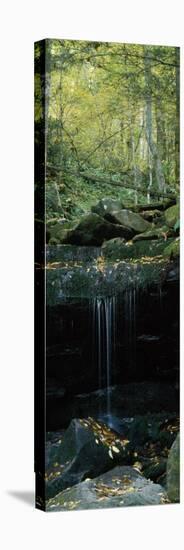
91;197;123;217
62;213;133;245
105;209;152;234
46;418;132;499
46;465;168;511
164;204;179;228
166;433;180;502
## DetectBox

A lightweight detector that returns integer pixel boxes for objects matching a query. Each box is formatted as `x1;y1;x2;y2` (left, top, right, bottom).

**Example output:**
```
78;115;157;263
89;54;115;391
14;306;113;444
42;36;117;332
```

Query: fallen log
47;165;177;201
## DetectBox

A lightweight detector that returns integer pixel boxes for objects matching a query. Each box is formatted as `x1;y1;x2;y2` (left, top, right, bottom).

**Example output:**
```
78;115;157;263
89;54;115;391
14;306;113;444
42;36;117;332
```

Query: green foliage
35;40;179;221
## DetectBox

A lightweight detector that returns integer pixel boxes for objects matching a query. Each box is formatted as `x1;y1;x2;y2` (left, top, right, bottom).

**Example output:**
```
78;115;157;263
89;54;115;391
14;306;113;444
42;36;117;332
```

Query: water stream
92;296;116;418
46;245;179;432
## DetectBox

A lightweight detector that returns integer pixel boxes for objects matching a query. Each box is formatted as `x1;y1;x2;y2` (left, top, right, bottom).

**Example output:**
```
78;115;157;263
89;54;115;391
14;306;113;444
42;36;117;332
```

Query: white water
124;288;137;373
93;296;116;417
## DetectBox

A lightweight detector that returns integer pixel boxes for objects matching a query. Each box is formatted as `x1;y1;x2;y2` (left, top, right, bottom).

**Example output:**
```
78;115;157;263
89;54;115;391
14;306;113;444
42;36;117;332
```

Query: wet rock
62;213;133;245
166;433;180;502
46;258;169;302
165;260;179;282
91;197;123;217
46;418;132;499
46;465;168;511
142;459;167;484
46;244;102;264
73;383;179;418
102;236;172;260
105;209;152;234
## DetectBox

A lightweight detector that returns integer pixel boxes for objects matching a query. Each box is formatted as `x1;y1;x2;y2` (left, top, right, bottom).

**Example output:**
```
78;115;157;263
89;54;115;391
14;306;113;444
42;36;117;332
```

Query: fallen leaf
112;445;120;454
108;448;114;459
121;439;130;446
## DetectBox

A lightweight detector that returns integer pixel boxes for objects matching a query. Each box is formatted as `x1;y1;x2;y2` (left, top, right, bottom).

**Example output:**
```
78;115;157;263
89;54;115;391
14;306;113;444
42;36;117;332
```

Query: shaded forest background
35;39;179;224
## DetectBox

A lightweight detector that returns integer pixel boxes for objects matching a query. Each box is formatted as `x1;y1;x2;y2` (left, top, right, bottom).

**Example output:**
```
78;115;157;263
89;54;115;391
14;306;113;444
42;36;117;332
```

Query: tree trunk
156;97;166;162
144;48;166;194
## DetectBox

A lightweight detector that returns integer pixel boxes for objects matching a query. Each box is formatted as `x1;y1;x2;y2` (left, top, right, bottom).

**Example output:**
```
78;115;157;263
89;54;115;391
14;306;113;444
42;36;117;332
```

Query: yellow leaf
112;445;120;454
108;448;114;459
121;439;130;446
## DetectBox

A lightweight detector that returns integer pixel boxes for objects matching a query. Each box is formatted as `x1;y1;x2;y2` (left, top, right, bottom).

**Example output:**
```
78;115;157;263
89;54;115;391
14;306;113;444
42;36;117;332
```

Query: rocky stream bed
42;196;180;512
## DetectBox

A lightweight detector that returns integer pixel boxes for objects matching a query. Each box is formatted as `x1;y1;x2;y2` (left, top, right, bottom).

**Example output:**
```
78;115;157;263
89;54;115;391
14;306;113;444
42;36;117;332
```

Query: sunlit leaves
94;480;137;499
40;39;178;199
79;416;129;455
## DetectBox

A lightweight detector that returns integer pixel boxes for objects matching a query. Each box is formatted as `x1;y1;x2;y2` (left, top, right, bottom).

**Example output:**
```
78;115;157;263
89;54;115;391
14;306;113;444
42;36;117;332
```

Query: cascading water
92;296;116;418
124;287;137;373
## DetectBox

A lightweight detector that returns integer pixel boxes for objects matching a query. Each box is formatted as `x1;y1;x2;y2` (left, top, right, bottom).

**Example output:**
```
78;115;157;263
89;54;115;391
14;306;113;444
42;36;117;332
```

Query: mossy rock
132;225;175;242
143;459;167;483
141;209;163;222
91;197;123;217
166;434;180;502
47;221;76;244
164;204;179;228
105;209;152;234
49;237;62;245
102;236;173;260
62;213;133;245
163;238;180;259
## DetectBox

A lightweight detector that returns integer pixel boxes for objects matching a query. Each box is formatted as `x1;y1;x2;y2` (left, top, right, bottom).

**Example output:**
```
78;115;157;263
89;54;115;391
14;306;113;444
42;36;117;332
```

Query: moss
48;222;76;243
46;259;169;303
102;237;173;260
164;204;179;228
49;237;60;245
132;225;171;242
163;238;180;259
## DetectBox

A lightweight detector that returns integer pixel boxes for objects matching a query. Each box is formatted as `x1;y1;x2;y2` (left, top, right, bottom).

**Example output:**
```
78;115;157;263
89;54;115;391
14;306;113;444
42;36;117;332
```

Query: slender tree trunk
147;147;152;203
144;47;166;194
156;98;166;161
130;126;137;204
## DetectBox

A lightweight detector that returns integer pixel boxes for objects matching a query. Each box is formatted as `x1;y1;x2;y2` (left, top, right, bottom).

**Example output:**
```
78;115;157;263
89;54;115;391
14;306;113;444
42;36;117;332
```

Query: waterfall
46;244;102;264
93;296;116;417
124;288;137;373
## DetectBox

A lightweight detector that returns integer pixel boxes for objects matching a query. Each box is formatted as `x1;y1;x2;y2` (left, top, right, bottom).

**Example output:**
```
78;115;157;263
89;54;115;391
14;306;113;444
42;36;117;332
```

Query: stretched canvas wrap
34;39;180;512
